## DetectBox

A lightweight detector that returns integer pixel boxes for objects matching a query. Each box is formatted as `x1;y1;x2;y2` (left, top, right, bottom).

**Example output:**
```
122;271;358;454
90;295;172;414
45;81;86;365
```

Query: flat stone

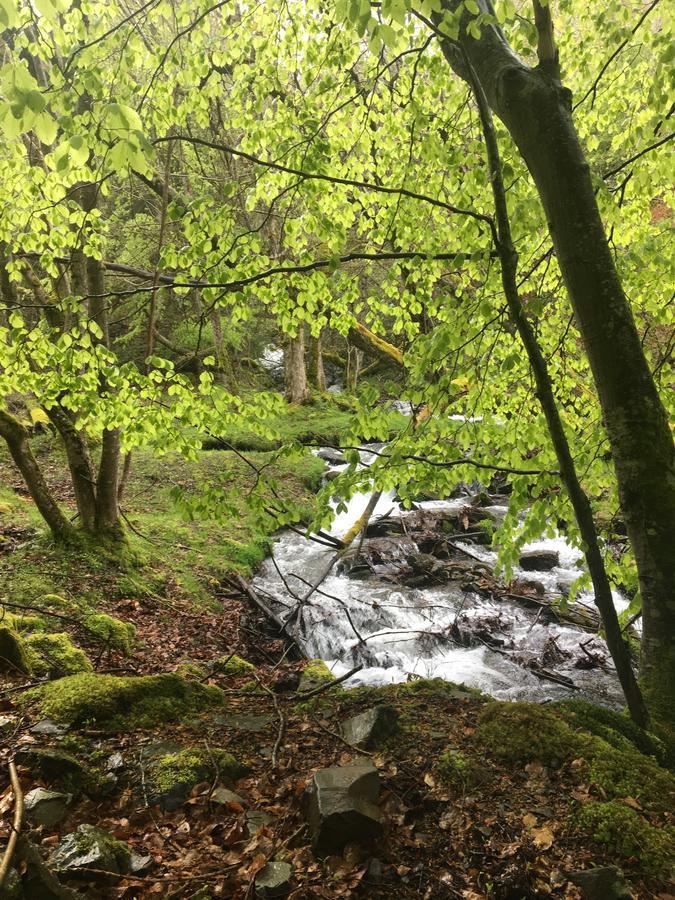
342;705;399;750
317;448;347;466
211;787;247;808
24;788;72;827
518;550;560;571
30;720;68;737
245;810;273;837
129;854;154;875
50;825;131;881
255;860;292;898
305;762;382;855
0;715;14;734
105;752;124;772
568;866;631;900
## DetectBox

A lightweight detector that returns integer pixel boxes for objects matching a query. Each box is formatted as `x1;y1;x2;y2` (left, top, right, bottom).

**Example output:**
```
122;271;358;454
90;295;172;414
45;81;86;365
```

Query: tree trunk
309;332;327;392
45;406;97;531
284;325;309;403
0;411;74;540
96;428;122;536
437;2;674;733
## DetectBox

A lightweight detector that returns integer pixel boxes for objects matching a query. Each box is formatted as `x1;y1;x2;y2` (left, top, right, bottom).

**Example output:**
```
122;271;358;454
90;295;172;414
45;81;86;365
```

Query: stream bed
252;447;630;708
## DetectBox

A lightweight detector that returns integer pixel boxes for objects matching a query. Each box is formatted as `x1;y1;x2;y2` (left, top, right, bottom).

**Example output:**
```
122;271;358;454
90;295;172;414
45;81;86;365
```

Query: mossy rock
20;672;225;730
475;701;588;766
25;633;92;678
213;654;255;677
0;626;32;674
577;800;675;878
557;699;665;761
1;610;47;633
81;613;135;654
298;659;336;693
435;750;483;790
14;747;107;798
148;747;250;811
587;742;675;812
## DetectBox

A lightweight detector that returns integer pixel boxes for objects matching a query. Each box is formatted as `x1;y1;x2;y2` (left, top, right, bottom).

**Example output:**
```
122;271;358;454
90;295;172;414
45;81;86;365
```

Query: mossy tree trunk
284;325;309;404
434;1;673;731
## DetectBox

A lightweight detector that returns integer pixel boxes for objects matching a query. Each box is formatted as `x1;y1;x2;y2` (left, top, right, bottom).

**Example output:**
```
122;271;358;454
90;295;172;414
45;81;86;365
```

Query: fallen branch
228;575;310;660
0;761;24;891
294;664;363;701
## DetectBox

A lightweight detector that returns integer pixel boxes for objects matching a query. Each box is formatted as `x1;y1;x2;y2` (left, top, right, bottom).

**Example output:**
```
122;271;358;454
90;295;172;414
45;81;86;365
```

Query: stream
252;446;631;708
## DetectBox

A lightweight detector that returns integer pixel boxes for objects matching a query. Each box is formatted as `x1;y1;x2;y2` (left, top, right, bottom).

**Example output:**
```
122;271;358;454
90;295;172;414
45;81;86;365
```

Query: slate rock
129;854;154;875
211;787;246;807
0;715;14;734
13;836;83;900
518;549;559;571
15;748;90;794
365;857;384;883
305;762;382;854
255;861;292;898
50;825;131;881
342;705;399;750
105;752;124;772
245;810;273;837
24;788;72;827
30;720;68;738
568;866;631;900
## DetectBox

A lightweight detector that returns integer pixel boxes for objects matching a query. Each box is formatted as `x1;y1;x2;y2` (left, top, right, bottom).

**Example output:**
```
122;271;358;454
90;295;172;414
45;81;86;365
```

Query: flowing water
253;447;630;708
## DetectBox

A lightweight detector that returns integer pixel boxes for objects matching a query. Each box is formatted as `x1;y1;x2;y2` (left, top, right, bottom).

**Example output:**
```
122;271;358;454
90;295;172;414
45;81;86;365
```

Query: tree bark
45;406;97;531
436;0;674;733
309;332;327;392
0;411;74;540
284;325;309;403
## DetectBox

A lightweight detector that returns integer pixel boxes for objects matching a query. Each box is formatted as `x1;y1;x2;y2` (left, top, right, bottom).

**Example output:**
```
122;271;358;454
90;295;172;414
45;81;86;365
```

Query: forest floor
0;424;673;900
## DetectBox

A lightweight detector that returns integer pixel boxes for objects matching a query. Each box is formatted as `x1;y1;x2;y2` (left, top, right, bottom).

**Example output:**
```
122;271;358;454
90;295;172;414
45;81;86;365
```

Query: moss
14;746;106;797
475;518;495;544
149;747;249;796
395;677;483;704
69;824;131;870
82;612;135;654
0;625;32;674
475;701;586;766
25;632;93;678
214;654;255;676
21;672;225;729
298;659;336;693
1;611;47;632
577;801;675;878
557;699;665;761
435;750;482;790
587;743;675;811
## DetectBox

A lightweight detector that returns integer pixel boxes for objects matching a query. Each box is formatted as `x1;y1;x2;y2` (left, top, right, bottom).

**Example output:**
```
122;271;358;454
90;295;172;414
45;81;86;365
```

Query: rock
0;715;14;734
518;550;559;571
129;854;154;875
305;762;382;855
214;712;274;732
0;868;23;899
14;748;92;796
13;836;83;900
365;857;384;883
211;787;247;808
0;626;31;674
342;705;399;750
105;752;124;772
255;861;292;898
146;746;249;811
567;867;631;900
245;810;273;837
30;720;68;738
50;825;131;881
24;788;72;827
317;448;347;466
297;660;335;694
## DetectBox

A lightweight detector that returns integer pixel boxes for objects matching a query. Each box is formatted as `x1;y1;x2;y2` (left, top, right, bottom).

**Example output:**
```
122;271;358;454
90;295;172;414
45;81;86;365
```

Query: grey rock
255;861;292;898
214;713;274;733
15;836;84;900
30;720;67;738
24;788;72;827
14;748;89;795
365;857;384;883
50;825;131;881
519;549;560;571
305;762;382;855
342;705;399;750
105;752;124;772
0;715;14;734
129;854;154;875
245;810;273;837
317;448;347;466
568;866;631;900
211;787;246;807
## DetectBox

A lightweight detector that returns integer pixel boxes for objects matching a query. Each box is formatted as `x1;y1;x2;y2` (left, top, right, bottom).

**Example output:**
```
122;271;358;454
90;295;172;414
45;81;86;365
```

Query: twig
0;761;24;891
252;675;286;769
294;664;363;701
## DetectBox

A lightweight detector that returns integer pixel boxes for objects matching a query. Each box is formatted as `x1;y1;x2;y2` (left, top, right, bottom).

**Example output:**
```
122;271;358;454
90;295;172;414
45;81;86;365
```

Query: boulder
305;762;382;855
567;866;631;900
50;825;131;881
146;746;249;811
518;550;559;571
15;748;94;797
255;861;292;898
0;626;31;674
317;448;347;466
342;705;399;750
24;788;72;827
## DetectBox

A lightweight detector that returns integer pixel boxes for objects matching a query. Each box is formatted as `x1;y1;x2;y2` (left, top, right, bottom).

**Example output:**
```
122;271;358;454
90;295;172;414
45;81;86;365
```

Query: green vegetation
81;613;135;654
149;748;250;796
213;654;256;676
435;750;481;790
25;632;92;677
21;672;225;729
476;701;588;766
0;625;31;674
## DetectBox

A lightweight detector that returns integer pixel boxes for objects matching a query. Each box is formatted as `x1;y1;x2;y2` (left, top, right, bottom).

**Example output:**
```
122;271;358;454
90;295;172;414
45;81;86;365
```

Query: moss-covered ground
0;407;673;898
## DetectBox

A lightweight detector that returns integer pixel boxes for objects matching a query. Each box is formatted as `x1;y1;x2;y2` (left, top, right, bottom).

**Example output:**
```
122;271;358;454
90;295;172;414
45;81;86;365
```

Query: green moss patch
25;632;92;678
435;750;482;790
0;625;32;674
557;699;665;761
476;701;588;766
82;613;135;654
149;747;249;797
21;672;225;729
213;654;256;676
577;800;675;878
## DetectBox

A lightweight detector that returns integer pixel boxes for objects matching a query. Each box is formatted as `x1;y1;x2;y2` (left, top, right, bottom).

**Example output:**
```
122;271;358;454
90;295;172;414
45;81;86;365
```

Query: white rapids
252;449;631;708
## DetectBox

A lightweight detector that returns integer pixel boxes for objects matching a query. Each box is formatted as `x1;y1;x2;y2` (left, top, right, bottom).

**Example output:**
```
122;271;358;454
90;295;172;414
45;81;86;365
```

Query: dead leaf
531;825;554;850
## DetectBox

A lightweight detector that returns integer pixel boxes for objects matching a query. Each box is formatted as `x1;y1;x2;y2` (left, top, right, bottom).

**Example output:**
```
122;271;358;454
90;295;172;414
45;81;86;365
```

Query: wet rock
50;825;131;881
0;715;14;734
211;787;247;808
245;810;273;837
317;448;347;466
255;860;292;898
24;788;72;827
518;550;559;571
298;660;335;694
305;762;382;854
342;705;399;750
515;578;546;596
30;720;68;738
567;866;631;899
